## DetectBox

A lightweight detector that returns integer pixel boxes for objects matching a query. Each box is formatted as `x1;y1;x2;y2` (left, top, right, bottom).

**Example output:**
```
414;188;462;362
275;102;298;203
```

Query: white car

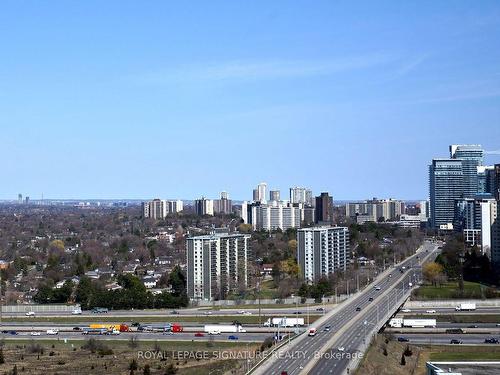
426;309;436;314
338;347;345;352
30;331;41;336
243;311;252;315
401;309;411;313
25;311;35;317
46;329;59;335
204;311;213;315
71;309;82;315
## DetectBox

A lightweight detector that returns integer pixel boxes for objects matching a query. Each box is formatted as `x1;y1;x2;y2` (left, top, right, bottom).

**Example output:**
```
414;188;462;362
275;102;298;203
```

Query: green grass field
412;281;498;300
430;348;500;361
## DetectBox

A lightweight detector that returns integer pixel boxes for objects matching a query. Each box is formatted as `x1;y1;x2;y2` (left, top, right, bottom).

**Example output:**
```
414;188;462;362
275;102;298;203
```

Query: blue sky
1;1;500;201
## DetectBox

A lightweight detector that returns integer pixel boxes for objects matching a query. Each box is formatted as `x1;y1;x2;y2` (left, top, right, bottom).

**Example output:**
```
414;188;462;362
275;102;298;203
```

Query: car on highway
71;309;82;315
397;337;409;342
73;327;82;331
374;286;381;291
131;322;141;327
450;339;462;344
467;325;478;328
194;332;205;337
355;307;362;312
170;310;179;314
204;311;213;315
368;297;374;302
426;309;436;314
281;372;288;375
294;311;303;315
401;309;411;313
316;307;325;312
8;331;18;335
228;335;239;340
30;332;41;336
388;274;392;278
25;311;35;317
485;338;499;344
324;325;331;332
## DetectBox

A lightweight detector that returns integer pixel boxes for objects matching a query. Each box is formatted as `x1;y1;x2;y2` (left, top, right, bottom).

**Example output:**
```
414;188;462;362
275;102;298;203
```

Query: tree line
34;266;189;310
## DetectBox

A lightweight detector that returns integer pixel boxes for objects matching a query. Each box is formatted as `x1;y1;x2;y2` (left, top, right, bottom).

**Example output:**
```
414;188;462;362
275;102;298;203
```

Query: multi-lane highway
3;306;328;318
0;330;269;343
252;240;440;375
395;333;500;345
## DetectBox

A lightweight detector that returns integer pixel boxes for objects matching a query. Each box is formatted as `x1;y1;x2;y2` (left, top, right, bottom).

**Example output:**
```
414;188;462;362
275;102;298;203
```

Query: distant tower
269;190;281;202
18;194;22;204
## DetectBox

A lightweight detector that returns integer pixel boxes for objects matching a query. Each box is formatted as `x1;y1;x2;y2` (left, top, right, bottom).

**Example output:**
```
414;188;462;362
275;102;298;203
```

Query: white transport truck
455;303;476;311
204;324;246;335
263;318;305;327
388;318;436;328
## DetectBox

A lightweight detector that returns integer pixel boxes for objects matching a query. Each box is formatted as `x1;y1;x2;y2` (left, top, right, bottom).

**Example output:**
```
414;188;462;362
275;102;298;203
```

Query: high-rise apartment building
455;196;497;256
143;199;168;219
213;192;233;215
297;226;349;283
315;192;333;223
269;190;281;202
490;200;500;268
346;198;405;222
477;166;496;195
429;159;464;228
251;203;301;231
143;199;183;219
450;144;484;198
253;182;267;203
168;200;183;213
290;187;313;206
495;164;500;201
186;231;251;301
194;197;214;216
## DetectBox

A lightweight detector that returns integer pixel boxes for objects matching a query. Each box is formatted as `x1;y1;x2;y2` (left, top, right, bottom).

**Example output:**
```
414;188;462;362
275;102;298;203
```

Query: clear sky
1;1;500;201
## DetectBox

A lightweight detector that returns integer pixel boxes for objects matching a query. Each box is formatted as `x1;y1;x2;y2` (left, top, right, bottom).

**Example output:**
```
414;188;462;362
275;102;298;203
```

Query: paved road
4;307;330;318
396;333;500;345
253;240;440;375
0;330;270;343
399;307;500;315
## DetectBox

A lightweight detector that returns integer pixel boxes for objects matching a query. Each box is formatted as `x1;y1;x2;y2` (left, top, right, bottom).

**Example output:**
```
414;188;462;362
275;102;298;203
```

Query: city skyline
2;2;500;200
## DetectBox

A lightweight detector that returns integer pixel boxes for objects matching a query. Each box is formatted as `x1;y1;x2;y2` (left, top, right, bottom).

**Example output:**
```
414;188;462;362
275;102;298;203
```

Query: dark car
194;332;204;337
8;331;18;335
316;308;325;312
1;330;8;334
485;338;499;344
170;310;179;315
131;322;141;327
355;307;361;312
73;327;82;331
368;297;374;302
467;325;478;328
228;335;239;340
294;311;303;315
450;339;462;344
397;337;409;342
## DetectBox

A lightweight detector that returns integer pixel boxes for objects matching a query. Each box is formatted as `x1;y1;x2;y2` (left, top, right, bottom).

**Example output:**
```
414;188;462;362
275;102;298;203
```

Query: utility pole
356;274;359;293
